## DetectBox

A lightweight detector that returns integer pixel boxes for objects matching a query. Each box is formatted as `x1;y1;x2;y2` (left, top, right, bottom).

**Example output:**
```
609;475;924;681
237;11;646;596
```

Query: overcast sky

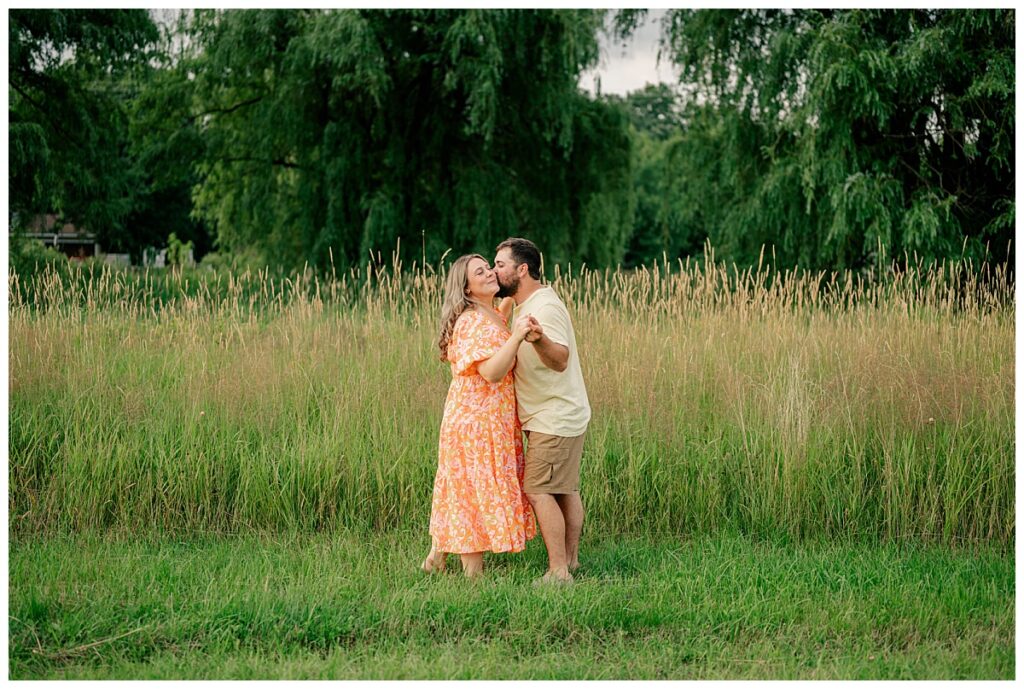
578;10;680;97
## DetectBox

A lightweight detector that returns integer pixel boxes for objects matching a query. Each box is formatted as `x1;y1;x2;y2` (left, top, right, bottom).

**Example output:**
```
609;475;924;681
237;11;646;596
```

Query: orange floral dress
429;308;536;553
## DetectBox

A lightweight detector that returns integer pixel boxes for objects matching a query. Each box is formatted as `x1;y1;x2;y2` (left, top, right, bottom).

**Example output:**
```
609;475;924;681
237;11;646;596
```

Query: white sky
579;9;680;97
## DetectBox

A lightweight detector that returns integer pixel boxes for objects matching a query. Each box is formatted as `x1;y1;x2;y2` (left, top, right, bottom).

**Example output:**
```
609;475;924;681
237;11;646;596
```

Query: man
494;237;590;585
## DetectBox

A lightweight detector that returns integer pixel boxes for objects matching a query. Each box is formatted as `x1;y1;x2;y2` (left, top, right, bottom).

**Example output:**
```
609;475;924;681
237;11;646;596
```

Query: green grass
8;259;1014;543
9;531;1013;679
8;259;1014;678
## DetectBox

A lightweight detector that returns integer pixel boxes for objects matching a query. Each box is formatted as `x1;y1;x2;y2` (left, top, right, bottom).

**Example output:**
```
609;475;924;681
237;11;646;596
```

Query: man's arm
525;316;568;372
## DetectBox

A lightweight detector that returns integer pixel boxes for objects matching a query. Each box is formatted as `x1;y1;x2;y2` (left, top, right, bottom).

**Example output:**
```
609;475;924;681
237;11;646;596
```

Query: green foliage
183;9;632;271
9;10;213;262
125;14;213;264
617;83;683;141
165;232;194;266
8;236;70;284
607;84;703;267
652;9;1015;269
7;9;1013;273
198;248;268;274
9;10;159;250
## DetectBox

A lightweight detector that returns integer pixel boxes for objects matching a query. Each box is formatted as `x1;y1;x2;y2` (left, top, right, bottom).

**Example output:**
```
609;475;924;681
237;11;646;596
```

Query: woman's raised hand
497;297;515;322
513;314;534;342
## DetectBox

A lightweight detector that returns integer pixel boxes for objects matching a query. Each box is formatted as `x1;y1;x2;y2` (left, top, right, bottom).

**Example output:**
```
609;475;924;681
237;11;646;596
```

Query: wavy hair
437;253;486;361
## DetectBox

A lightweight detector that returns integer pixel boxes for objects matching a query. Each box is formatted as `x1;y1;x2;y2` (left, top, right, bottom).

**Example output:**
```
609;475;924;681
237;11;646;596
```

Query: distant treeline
10;9;1014;271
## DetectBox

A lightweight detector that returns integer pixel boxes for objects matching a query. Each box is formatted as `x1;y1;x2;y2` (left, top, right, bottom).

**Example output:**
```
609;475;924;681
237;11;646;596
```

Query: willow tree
621;9;1014;269
179;9;633;271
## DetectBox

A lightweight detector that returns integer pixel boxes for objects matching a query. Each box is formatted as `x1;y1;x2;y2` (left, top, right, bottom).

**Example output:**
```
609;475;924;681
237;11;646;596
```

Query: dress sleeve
449;312;500;376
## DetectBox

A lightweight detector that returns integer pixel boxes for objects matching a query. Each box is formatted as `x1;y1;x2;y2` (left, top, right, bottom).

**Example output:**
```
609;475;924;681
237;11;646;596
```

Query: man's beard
495;273;520;298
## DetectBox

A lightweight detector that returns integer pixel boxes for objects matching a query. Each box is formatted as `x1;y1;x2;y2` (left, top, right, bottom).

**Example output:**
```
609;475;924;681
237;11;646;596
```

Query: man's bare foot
568;561;580;573
533;567;574;586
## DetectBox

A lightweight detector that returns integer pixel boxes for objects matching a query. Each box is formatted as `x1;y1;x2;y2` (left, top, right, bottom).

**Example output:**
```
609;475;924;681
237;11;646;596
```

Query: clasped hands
513;314;543;343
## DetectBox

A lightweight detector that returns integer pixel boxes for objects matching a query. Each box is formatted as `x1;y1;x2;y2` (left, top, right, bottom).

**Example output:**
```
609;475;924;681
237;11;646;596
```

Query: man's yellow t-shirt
513;286;591;437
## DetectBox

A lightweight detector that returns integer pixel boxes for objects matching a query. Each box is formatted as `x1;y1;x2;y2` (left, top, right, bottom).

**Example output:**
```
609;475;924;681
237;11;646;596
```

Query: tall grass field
8;253;1014;679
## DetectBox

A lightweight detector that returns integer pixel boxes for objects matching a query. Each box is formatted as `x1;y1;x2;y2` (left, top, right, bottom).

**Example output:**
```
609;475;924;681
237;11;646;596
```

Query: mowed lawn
9;531;1013;680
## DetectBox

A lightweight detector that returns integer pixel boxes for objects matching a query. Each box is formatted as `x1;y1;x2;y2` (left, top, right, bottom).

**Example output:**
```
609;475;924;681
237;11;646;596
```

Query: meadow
7;253;1015;678
8;531;1013;679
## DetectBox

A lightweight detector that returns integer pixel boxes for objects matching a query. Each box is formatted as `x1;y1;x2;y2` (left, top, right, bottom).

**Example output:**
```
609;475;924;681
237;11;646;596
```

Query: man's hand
523;315;568;372
524;315;542;343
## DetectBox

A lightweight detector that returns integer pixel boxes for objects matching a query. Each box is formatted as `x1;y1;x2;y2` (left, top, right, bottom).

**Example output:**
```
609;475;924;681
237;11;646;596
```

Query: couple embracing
421;237;590;584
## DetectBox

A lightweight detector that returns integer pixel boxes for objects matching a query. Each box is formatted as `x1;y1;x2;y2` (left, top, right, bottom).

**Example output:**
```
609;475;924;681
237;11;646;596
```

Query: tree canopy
182;9;632;270
645;8;1015;269
7;9;1014;273
9;10;159;248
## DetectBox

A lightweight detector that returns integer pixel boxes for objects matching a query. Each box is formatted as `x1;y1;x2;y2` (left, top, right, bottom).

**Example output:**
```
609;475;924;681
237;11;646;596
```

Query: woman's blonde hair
437;253;486;361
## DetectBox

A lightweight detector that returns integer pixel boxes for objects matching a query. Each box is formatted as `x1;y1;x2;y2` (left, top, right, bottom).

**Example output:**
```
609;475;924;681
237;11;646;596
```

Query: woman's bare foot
461;552;484;578
420;547;447;574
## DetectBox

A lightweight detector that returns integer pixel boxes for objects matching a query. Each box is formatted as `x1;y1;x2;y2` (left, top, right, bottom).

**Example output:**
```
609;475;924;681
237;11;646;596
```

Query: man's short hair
496;237;542;280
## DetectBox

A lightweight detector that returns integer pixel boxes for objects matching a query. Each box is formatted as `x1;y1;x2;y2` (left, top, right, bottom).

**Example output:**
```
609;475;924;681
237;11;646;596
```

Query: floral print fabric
429;308;536;553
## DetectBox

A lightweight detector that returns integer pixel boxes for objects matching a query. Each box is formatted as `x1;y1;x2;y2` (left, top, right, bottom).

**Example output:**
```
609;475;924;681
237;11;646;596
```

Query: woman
421;254;537;577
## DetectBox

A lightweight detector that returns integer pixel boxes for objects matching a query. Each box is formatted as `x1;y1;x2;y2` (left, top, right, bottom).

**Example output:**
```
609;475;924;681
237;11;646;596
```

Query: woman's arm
497;297;514;323
477;315;531;383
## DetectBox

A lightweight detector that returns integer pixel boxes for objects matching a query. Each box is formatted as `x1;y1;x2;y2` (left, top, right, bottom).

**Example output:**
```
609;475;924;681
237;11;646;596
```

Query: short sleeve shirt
513;286;591;436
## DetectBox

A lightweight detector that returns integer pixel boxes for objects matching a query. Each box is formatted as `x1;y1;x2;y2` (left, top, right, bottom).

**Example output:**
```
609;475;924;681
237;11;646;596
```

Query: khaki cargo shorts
523;430;585;494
